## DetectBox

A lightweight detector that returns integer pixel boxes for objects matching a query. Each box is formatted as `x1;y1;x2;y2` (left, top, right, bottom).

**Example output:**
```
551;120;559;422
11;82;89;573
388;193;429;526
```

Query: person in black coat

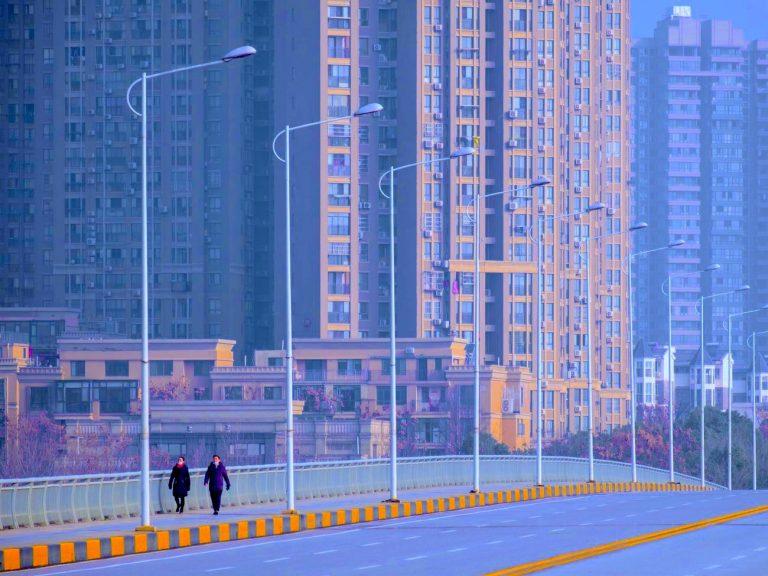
203;454;230;515
168;456;191;513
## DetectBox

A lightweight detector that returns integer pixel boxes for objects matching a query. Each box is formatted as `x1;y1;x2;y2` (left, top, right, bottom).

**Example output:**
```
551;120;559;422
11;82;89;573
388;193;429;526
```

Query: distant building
633;7;768;361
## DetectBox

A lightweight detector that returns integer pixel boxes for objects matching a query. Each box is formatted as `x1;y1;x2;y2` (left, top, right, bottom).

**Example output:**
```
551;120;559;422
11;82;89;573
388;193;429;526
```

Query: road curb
0;481;710;572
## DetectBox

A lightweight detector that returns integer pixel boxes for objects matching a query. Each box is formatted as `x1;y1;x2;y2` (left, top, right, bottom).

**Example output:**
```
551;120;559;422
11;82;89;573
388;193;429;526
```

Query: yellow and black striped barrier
0;481;710;572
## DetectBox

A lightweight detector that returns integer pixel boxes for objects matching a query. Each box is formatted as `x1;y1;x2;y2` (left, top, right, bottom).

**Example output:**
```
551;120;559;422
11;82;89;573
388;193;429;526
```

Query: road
14;491;767;576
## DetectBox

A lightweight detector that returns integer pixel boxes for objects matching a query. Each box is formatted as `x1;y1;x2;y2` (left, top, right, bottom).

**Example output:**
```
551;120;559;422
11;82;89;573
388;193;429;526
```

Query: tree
1;414;65;478
150;375;191;401
460;432;510;455
397;410;419;456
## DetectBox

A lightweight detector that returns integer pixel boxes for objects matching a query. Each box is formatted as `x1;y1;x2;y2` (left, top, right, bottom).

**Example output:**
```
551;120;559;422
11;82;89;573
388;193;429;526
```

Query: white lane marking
648;508;659;513
755;546;767;552
31;529;363;575
704;565;722;570
625;513;637;518
448;547;468;553
550;528;565;533
205;569;234;573
487;540;504;545
603;518;616;522
580;522;593;526
576;507;587;511
314;549;338;555
501;519;516;524
357;565;382;571
664;506;675;510
553;511;565;515
405;555;428;561
264;557;290;563
477;523;489;528
529;515;543;519
731;555;747;561
596;504;607;508
361;541;382;547
440;529;457;534
369;496;591;529
521;533;536;539
404;535;421;540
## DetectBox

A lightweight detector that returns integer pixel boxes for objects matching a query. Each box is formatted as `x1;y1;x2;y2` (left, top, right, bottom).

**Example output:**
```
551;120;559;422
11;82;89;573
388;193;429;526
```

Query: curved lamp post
377;146;475;502
126;45;256;530
272;101;383;513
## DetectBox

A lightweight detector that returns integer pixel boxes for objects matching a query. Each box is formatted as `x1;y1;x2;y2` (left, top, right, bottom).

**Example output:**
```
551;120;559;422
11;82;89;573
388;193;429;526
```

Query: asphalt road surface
14;491;768;576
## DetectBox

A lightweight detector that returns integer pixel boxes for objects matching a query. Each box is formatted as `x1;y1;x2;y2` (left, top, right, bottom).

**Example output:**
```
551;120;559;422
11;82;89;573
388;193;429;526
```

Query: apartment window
328;94;350;117
70;360;85;377
338;359;362;376
264;386;282;400
376;385;407;405
328;5;351;29
105;360;129;377
328;214;350;236
328;242;351;265
30;387;50;411
224;386;243;400
328;301;351;324
328;271;350;295
327;35;351;58
328;64;351;88
193;361;214;376
150;360;173;376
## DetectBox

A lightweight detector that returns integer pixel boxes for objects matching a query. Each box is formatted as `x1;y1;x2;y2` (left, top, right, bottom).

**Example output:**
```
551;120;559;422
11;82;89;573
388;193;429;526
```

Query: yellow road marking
486;504;768;576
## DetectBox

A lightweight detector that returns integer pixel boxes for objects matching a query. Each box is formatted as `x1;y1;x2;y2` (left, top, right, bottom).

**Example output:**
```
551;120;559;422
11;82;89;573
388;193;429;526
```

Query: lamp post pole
726;304;768;490
625;240;685;484
127;46;256;529
747;330;768;491
466;178;548;491
273;102;383;512
584;222;647;482
378;147;475;501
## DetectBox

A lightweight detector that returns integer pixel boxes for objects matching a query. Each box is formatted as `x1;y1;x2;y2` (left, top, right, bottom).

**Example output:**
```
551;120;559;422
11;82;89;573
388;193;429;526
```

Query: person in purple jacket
203;454;231;515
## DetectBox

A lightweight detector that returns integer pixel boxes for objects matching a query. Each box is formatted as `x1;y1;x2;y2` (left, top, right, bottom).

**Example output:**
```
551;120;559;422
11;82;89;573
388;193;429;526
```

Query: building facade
633;7;768;362
273;0;633;411
0;0;264;355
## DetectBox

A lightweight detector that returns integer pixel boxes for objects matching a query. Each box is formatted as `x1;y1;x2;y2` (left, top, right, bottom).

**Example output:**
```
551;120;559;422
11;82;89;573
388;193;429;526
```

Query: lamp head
668;239;686;248
531;176;551;188
221;45;257;62
738;285;751;292
450;147;476;158
586;203;606;212
354;102;383;116
702;264;720;273
629;222;648;232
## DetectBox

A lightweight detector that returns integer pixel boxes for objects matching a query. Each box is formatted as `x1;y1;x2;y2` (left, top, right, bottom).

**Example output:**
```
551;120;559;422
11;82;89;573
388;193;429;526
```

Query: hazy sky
632;0;768;40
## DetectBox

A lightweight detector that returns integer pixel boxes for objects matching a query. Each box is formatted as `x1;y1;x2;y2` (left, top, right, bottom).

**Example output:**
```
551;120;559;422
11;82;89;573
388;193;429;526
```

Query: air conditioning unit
575;349;582;357
433;24;443;32
538;58;546;66
606;311;614;318
432;259;443;268
435;142;444;150
580;297;588;305
432;318;442;326
606;337;613;344
607;3;614;10
574;132;582;140
433;112;443;121
574;295;582;304
538;117;546;126
575;77;582;85
502;400;514;414
443;321;451;329
432;83;443;91
507;110;520;119
607;29;614;37
434;200;443;208
574;241;582;249
359;202;371;210
607;285;614;292
423;230;433;238
574;186;583;194
423;140;433;149
575;158;582;166
434;289;443;297
88;109;96;116
574;323;582;331
606;55;613;63
575;104;582;112
574;49;582;58
88;282;96;289
607;208;616;216
373;43;382;52
574;213;582;221
405;346;416;355
538;205;546;213
538;87;545;96
575;21;582;29
538;144;545;153
506;139;518;149
433;172;444;180
575;406;582;414
160;206;168;214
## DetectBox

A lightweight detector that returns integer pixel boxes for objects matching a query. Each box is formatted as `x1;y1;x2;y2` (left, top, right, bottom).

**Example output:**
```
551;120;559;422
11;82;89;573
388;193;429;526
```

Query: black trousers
210;489;223;512
174;496;185;511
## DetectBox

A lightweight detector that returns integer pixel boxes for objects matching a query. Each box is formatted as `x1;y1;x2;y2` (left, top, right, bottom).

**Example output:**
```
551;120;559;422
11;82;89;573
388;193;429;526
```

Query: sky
632;0;768;39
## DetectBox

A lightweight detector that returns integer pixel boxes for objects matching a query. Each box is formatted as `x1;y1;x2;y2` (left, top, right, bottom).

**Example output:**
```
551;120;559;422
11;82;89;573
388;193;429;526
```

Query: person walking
203;454;230;515
168;456;190;513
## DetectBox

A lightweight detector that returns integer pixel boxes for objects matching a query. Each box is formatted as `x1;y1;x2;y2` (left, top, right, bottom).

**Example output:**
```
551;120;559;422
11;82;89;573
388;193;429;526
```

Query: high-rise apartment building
633;7;766;363
0;0;265;355
274;0;633;432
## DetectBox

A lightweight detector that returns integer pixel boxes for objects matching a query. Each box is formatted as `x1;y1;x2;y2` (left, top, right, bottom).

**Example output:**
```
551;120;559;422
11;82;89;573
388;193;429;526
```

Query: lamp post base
383;498;400;504
135;525;156;533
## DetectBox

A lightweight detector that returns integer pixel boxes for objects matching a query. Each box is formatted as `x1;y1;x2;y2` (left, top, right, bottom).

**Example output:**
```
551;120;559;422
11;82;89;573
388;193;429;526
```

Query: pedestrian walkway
0;482;527;549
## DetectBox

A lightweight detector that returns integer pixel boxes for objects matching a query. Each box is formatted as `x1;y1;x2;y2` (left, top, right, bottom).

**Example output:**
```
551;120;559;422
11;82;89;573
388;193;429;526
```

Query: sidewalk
0;482;528;549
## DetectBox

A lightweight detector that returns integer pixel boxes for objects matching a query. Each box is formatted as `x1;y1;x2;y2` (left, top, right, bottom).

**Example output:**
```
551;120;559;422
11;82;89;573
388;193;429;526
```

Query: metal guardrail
0;455;722;530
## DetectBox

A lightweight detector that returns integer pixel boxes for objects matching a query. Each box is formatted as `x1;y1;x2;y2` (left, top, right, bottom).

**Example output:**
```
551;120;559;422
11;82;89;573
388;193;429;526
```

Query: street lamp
727;303;768;490
272;101;382;513
525;202;605;485
126;45;256;530
377;146;475;502
699;283;749;487
583;221;647;482
625;239;685;483
661;263;718;483
747;329;768;490
463;176;550;493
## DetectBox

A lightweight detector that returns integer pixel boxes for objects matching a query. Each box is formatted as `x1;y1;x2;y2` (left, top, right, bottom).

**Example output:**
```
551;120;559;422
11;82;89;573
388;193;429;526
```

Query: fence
0;455;721;529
